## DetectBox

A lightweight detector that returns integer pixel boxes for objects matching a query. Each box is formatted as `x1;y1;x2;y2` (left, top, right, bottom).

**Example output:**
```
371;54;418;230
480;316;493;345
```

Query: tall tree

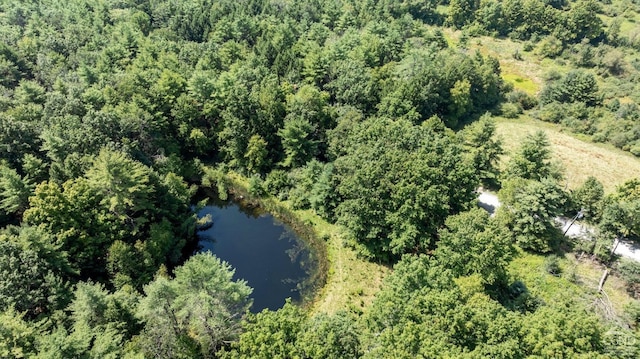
461;115;504;187
137;253;252;358
0;164;33;218
497;178;567;252
333;117;477;260
436;208;514;286
572;176;604;222
503;131;559;181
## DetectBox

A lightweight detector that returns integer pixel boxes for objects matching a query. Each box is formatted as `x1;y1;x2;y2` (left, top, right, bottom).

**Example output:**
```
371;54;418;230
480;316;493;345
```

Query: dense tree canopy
0;0;636;357
332;117;477;260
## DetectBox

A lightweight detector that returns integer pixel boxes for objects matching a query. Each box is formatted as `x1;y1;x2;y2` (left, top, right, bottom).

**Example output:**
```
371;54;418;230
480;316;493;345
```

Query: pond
195;198;318;313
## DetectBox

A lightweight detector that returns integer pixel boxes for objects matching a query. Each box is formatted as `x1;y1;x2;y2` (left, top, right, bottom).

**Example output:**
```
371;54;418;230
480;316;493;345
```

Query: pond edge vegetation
200;166;329;310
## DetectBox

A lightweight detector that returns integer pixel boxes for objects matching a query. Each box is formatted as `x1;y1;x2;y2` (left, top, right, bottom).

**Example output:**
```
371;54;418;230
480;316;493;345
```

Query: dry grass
495;116;640;193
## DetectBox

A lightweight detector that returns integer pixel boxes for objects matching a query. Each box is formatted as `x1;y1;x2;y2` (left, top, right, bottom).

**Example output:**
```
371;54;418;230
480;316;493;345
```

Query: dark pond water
196;199;316;313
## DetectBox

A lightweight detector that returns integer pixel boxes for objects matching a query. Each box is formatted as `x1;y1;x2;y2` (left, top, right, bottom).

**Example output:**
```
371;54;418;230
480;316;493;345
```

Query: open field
495;116;640;192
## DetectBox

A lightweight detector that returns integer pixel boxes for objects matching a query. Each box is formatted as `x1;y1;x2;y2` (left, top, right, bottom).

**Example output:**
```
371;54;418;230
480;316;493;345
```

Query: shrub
617;259;640;298
543;255;562;276
500;102;522;118
507;90;538;110
264;170;291;199
248;176;266;197
624;300;640;327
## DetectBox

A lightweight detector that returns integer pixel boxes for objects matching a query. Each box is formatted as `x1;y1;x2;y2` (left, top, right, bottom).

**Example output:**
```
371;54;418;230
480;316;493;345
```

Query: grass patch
295;208;390;315
568;253;635;317
509;252;635;324
494;116;640;192
509;253;587;304
502;73;539;95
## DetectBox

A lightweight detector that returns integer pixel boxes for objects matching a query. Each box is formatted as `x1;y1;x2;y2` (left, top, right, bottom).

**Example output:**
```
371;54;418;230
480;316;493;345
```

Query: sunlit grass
495;116;640;193
502;73;539;95
510;252;635;321
292;208;390;315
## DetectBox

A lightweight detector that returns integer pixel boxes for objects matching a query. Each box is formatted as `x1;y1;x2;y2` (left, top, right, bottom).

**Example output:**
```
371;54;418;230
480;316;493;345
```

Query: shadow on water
190;188;321;313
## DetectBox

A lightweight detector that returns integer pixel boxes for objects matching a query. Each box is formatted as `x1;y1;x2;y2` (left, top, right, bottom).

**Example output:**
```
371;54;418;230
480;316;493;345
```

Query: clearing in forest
495;116;640;193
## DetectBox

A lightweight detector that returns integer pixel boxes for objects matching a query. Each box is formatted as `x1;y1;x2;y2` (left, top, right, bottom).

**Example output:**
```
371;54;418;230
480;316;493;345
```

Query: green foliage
447;0;480;28
202;166;230;201
244;135;269;175
0;0;632;355
561;0;604;44
278;117;317;169
0;226;71;318
498;178;567;252
223;300;304;359
0;309;37;358
543;254;562;276
520;300;605;356
378;48;504;126
437;208;515;285
333;117;477;260
599;179;640;239
360;252;607;357
624;300;640;327
0;163;33;218
24;149;194;281
540;70;600;106
503;130;561;181
573;176;605;221
297;311;361;359
288;160;336;219
136;252;252;358
617;259;640;298
264;169;291;199
85;149;153;218
247;176;266;197
460;115;504;186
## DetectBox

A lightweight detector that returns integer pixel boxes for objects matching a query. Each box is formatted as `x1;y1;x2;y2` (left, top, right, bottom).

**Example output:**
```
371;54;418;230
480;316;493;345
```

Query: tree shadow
490;280;544;314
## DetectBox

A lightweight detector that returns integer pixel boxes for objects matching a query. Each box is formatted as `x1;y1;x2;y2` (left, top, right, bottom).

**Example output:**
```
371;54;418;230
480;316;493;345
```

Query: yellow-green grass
495;116;640;193
567;253;634;317
502;73;539;95
510;252;635;320
294;208;390;315
600;12;640;38
437;30;547;95
224;172;389;315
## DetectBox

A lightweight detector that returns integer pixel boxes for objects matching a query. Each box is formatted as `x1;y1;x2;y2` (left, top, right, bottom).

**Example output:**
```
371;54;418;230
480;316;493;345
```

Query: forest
1;0;640;357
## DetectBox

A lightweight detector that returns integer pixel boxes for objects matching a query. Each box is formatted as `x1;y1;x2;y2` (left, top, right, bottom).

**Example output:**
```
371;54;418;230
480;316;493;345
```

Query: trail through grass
293;208;390;315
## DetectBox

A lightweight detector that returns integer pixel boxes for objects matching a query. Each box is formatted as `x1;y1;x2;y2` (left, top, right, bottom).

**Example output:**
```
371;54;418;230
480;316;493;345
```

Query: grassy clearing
294;208;390;315
494;116;640;192
470;36;545;93
509;253;589;304
502;73;539;95
568;253;634;317
509;252;635;323
223;172;389;315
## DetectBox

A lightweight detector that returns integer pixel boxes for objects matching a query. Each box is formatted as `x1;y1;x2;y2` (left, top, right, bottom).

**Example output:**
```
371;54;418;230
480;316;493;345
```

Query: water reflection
196;200;315;312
